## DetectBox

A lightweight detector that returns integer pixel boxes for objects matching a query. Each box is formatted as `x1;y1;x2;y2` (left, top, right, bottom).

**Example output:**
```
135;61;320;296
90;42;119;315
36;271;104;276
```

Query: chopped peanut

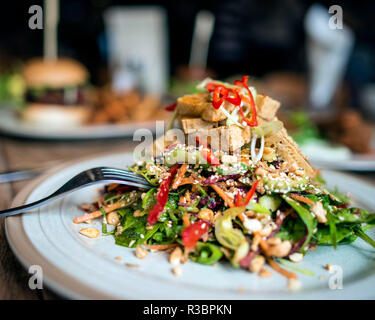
135;246;148;259
197;208;214;222
169;247;183;265
79;228;100;238
268;240;292;258
249;256;265;273
289;252;304;263
255;167;267;177
133;209;142;217
258;267;272;277
311;201;327;223
172;266;182;277
107;212;120;225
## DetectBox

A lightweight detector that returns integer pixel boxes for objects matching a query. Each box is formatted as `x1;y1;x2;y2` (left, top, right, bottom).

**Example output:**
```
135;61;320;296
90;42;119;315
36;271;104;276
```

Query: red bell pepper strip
225;88;241;106
234;75;258;127
206;82;217;92
165;102;177;111
196;137;220;165
212;85;228;110
182;220;210;248
235;179;261;207
147;164;180;225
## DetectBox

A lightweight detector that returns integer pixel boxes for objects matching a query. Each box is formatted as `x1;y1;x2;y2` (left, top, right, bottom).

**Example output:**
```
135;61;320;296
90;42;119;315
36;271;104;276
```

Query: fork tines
100;167;153;187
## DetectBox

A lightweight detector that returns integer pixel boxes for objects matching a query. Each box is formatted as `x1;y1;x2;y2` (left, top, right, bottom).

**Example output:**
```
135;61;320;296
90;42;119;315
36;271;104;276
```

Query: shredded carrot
289;193;314;206
73;201;124;224
172;164;188;189
268;258;298;280
177;176;196;187
210;184;234;208
107;183;119;192
183;212;191;227
258;237;271;256
144;244;178;251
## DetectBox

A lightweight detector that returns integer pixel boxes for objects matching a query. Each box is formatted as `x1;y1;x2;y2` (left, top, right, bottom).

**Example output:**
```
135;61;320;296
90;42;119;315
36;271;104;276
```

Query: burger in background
21;58;92;127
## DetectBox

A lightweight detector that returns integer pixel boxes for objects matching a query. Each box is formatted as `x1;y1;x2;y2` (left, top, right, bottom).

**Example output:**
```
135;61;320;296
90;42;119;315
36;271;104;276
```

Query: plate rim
0;108;165;140
5;152;133;299
4;152;375;299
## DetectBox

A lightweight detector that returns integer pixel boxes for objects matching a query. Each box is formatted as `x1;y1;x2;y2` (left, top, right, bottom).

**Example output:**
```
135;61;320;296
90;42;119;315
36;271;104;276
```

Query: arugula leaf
282;195;316;252
326;211;337;249
115;213;148;247
276;218;306;242
313;226;356;245
332;207;375;224
353;226;375;249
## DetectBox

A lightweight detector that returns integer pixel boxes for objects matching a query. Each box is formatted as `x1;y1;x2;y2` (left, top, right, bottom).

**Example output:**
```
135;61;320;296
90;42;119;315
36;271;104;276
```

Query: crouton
190;125;251;152
151;129;186;157
179;117;217;134
201;101;236;122
176;92;210;117
264;127;315;177
256;94;281;121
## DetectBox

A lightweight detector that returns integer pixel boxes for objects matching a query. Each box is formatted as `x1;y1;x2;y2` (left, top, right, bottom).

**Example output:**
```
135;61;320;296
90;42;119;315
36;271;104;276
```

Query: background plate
0;108;167;140
5;152;375;299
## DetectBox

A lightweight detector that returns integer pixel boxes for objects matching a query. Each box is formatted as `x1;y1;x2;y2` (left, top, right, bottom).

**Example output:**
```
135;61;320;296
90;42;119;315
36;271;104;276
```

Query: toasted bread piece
151;129;186;157
201;101;237;122
179;117;217;134
190;125;251;152
256;94;281;121
176;92;210;117
264;127;315;177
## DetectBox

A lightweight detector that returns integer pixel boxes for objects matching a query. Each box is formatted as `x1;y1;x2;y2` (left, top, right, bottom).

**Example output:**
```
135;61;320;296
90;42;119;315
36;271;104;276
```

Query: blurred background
0;0;374;167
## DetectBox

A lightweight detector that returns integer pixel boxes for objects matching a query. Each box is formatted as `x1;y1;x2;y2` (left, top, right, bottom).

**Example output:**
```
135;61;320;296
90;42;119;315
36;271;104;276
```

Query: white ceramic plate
0;108;167;140
5;152;375;299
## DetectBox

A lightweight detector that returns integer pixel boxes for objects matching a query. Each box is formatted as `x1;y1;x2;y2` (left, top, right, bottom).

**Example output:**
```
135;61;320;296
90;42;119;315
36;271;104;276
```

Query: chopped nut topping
79;227;100;238
258;267;272;277
133;209;142;217
107;212;120;225
311;201;327;223
172;266;182;277
169;247;183;265
198;208;214;222
268;240;292;258
289;252;304;263
125;263;139;268
249;256;265;273
135;246;148;259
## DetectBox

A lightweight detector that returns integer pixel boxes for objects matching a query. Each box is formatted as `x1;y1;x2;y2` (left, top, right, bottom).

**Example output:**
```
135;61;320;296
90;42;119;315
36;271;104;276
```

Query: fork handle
0;196;55;218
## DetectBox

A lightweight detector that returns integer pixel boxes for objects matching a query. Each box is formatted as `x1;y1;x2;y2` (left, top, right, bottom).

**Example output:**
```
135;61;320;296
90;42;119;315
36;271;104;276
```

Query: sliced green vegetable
215;207;246;250
282;195;316;252
278;258;315;276
190;242;223;265
258;195;282;213
326;211;337;249
313;226;355;245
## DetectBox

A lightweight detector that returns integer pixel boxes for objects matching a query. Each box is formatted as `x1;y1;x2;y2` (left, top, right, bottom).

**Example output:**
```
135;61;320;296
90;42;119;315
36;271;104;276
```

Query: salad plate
5;152;375;299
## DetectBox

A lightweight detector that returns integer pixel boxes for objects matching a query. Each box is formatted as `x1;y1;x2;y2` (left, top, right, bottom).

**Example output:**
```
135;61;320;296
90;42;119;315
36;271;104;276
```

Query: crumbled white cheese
243;218;262;233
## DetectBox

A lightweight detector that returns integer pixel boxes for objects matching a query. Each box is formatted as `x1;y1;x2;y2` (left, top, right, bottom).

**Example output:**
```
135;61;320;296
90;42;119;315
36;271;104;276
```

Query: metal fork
0;167;154;218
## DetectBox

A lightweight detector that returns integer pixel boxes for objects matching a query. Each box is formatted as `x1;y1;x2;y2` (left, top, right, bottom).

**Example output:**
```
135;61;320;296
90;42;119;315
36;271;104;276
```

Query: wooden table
0;135;374;299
